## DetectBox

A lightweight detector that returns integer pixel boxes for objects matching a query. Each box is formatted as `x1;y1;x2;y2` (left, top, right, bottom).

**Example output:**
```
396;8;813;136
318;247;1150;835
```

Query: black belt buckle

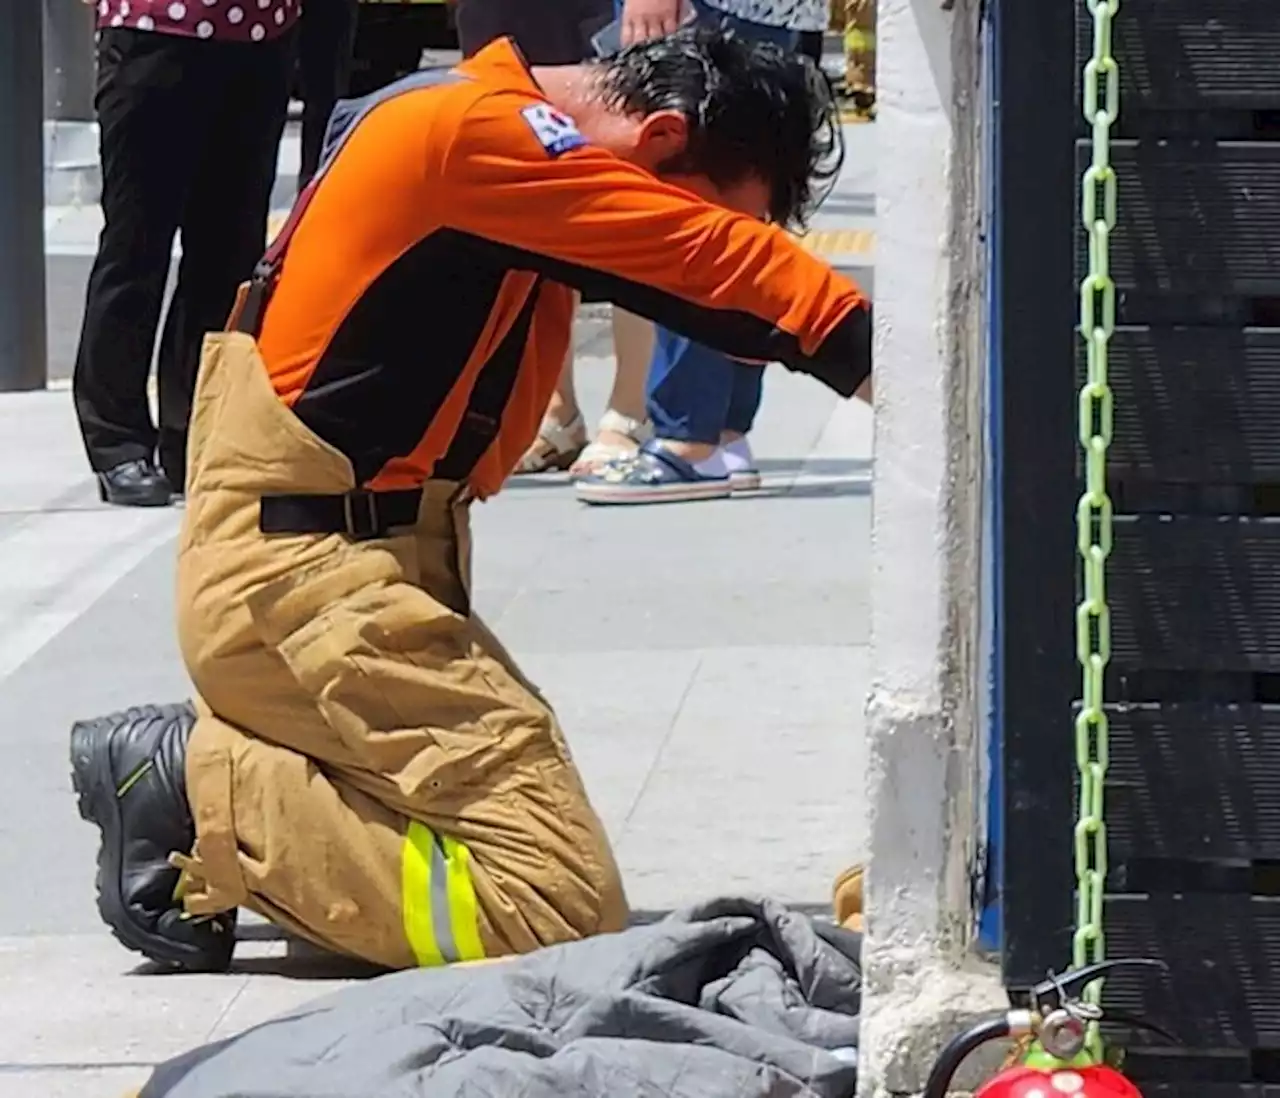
342;489;382;540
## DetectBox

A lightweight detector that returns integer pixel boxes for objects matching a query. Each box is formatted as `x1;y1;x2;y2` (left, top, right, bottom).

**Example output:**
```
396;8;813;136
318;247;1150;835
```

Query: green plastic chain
1075;0;1120;1047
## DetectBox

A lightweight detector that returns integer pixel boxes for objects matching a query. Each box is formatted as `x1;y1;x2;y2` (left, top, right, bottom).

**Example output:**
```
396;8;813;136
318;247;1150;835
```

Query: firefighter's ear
632;108;689;168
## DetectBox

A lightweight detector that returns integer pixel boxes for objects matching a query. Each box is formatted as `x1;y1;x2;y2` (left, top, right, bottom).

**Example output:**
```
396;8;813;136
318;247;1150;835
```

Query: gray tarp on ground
141;897;862;1098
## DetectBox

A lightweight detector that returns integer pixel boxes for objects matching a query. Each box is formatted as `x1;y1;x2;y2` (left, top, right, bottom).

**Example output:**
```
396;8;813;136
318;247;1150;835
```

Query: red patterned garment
95;0;300;43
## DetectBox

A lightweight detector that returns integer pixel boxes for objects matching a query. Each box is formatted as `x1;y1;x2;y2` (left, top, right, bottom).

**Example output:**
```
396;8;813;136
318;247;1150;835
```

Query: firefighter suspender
234;179;322;338
235;67;465;339
235;65;531;495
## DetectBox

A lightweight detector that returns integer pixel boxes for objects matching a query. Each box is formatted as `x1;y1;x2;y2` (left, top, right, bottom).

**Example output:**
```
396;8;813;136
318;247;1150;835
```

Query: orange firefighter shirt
253;38;872;498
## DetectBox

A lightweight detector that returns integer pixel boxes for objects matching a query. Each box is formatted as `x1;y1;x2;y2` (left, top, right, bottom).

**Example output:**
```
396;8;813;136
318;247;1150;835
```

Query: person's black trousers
73;28;295;481
297;0;359;189
799;30;823;66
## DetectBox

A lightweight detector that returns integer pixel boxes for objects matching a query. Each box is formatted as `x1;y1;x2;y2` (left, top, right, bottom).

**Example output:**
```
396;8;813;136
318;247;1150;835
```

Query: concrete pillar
43;0;96;122
857;0;1004;1095
0;0;50;392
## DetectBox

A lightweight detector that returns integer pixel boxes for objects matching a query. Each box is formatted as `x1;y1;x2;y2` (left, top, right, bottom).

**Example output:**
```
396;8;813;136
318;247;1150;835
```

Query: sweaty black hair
593;23;844;231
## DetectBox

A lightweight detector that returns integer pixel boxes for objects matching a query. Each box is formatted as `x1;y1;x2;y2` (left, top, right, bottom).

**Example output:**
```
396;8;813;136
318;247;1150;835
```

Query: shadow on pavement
752;479;870;500
753;457;870;476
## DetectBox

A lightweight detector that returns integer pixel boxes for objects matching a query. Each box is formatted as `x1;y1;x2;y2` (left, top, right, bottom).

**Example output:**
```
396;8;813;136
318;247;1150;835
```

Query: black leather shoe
96;459;173;507
70;703;235;972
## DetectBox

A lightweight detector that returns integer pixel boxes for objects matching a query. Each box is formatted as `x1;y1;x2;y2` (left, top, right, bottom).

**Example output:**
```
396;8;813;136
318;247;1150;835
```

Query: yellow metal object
832;864;864;932
842;0;876;97
844;28;874;53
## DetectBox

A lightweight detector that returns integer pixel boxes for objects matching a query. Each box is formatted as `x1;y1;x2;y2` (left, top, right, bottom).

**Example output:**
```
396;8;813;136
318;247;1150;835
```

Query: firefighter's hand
620;0;687;46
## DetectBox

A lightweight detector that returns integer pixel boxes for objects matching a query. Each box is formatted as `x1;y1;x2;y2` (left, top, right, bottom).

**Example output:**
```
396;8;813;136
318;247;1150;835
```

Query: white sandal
513;412;587;474
569;409;654;478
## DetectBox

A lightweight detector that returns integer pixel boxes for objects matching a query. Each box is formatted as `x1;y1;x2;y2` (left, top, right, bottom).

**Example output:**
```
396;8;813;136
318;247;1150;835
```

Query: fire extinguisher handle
1031;958;1168;1013
922;1016;1017;1098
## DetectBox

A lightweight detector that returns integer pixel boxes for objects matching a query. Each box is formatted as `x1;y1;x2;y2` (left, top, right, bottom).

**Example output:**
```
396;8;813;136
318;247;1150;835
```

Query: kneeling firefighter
70;26;873;973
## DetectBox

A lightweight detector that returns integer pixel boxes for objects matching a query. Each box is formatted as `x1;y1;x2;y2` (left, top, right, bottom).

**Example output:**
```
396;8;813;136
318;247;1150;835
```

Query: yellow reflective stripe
403;821;446;967
441;835;485;962
402;822;486;966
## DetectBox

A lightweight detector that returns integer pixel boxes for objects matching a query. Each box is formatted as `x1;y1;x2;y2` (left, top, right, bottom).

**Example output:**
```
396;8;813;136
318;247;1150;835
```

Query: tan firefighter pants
170;331;629;969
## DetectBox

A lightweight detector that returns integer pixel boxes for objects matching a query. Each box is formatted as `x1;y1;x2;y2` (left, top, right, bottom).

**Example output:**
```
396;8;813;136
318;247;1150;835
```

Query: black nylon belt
259;488;424;541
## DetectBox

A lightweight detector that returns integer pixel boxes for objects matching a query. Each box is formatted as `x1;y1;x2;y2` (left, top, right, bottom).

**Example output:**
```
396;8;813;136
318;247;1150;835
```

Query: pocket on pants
96;27;188;104
244;541;504;793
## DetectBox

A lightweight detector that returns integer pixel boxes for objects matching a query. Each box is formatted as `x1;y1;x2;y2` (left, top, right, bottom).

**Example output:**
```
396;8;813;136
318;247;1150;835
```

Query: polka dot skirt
96;0;300;43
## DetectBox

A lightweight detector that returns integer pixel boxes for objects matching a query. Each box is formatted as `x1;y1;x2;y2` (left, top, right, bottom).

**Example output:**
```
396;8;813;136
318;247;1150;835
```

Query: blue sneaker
575;439;732;506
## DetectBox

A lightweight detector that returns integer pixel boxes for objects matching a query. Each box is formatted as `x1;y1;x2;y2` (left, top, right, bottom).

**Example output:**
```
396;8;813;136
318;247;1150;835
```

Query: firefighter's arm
438;92;872;399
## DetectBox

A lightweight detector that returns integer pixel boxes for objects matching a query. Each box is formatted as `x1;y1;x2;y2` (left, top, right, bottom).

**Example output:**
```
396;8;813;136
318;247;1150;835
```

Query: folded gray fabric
142;896;862;1098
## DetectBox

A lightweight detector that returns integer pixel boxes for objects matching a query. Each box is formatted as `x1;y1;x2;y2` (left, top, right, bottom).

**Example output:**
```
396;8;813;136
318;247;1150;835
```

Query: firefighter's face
606;108;773;222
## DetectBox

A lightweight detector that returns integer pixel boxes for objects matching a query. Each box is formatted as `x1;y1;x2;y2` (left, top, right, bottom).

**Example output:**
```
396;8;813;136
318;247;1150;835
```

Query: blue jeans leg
725;363;765;436
645;3;797;445
646;327;735;444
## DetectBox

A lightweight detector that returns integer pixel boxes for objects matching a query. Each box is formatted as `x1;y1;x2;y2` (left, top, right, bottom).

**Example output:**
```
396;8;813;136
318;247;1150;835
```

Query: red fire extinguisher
922;959;1175;1098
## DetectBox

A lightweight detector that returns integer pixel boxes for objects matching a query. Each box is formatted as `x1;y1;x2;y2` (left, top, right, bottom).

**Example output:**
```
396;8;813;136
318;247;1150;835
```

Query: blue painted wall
978;0;1004;954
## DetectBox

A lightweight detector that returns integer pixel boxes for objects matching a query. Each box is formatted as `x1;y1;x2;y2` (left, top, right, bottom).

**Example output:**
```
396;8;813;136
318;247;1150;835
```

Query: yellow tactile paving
793;227;875;260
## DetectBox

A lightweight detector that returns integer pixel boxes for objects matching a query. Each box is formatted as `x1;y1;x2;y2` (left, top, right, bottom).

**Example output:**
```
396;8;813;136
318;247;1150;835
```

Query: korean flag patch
521;103;587;157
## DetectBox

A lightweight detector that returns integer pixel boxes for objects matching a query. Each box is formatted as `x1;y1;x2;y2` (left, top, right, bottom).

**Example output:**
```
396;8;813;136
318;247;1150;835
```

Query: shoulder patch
520;103;587;157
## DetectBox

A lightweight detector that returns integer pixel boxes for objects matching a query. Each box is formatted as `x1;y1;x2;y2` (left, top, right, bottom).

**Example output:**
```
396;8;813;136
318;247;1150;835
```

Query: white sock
691;449;731;478
720;437;756;474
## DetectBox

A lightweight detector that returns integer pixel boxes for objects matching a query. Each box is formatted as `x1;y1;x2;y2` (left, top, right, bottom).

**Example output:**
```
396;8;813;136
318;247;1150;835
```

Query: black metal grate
1096;329;1280;486
1075;0;1280;117
1075;142;1280;299
1038;6;1280;1095
1104;896;1280;1049
1107;705;1280;862
1115;1048;1280;1098
999;6;1280;1091
1109;518;1280;673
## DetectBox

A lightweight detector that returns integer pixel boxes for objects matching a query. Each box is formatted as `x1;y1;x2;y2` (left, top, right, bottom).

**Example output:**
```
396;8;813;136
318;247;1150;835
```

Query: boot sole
69;722;216;972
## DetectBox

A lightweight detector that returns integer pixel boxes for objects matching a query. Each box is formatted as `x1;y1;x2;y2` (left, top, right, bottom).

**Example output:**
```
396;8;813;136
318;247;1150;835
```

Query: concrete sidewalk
8;122;877;1098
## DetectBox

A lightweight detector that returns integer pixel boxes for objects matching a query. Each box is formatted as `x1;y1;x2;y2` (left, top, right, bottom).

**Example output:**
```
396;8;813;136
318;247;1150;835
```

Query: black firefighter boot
69;703;236;972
